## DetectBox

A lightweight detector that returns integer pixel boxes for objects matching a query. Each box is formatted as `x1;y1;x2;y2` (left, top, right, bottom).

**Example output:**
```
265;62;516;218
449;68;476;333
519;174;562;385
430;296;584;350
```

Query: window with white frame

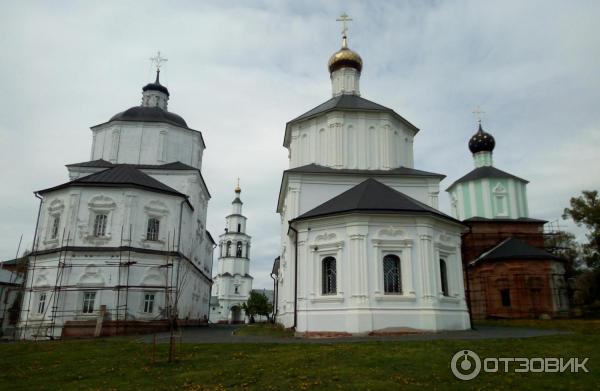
383;254;402;294
37;292;47;314
322;257;337;295
439;258;449;296
226;241;232;257
93;214;108;237
143;293;155;313
146;218;160;241
236;241;243;257
50;215;60;239
82;291;96;313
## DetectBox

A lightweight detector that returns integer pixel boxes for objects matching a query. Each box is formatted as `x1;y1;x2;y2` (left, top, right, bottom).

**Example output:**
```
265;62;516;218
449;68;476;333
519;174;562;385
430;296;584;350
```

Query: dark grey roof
67;159;197;171
286;163;445;178
38;165;186;198
66;160;211;198
206;230;216;245
447;166;528;190
232;197;243;205
287;94;418;132
272;256;280;275
472;237;563;265
293;178;460;224
463;217;547;224
110;106;187;128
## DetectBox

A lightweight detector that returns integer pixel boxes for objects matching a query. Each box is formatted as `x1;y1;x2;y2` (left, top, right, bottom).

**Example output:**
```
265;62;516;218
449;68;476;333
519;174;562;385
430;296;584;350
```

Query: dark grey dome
110;106;188;128
142;70;170;96
468;124;495;153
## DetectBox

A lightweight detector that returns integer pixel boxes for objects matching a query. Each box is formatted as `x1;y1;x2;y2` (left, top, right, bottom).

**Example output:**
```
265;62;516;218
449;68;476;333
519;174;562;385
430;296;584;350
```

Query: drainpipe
270;271;277;323
288;224;298;330
19;193;43;339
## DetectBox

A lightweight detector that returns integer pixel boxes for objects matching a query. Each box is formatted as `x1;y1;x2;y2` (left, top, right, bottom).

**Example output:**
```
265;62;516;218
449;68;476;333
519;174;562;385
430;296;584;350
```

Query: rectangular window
143;293;155;313
146;218;160;241
383;255;402;294
37;292;47;314
93;214;108;237
440;259;449;296
82;292;96;313
500;289;511;307
322;257;337;295
51;216;60;239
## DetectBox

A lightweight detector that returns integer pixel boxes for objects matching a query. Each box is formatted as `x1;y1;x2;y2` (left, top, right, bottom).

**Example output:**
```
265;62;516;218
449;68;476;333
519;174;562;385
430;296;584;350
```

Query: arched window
236;241;243;257
322;257;337;295
383;255;401;294
50;215;61;239
93;214;108;237
440;259;449;296
237;223;241;233
226;241;232;257
146;218;160;241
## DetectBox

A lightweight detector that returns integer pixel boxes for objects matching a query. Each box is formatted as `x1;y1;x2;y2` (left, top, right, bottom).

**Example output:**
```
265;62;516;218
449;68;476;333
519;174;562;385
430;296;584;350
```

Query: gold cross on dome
472;106;485;124
336;13;353;37
150;51;168;71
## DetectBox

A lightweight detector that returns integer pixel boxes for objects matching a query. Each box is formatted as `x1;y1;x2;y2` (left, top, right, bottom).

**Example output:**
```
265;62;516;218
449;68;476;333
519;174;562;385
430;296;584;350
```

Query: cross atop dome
336;13;353;48
150;51;168;72
472;105;485;125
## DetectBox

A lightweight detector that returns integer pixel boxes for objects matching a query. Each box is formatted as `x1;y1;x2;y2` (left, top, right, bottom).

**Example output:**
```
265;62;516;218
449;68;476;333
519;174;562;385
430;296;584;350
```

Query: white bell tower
210;180;254;323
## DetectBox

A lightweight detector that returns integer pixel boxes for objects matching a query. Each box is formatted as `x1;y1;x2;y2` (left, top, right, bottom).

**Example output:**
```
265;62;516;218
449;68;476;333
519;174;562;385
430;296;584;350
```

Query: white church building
273;20;470;334
18;57;215;339
210;184;253;323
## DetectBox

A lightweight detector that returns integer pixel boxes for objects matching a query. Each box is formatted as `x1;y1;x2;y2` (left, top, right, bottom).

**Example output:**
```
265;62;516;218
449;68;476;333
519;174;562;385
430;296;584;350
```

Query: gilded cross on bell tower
336;13;353;48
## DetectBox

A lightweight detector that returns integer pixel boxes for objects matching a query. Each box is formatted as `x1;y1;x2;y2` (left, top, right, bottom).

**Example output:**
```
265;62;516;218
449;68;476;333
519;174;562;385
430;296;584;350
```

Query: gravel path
137;324;570;344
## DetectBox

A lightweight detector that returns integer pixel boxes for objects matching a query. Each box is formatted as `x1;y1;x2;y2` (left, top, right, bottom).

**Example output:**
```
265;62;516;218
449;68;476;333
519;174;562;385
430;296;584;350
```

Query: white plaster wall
276;214;469;333
18;251;212;339
90;122;205;170
287;111;416;170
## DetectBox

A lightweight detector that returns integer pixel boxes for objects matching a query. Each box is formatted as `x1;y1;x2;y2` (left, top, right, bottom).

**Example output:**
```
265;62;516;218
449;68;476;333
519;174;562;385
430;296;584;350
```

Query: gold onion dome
328;36;363;73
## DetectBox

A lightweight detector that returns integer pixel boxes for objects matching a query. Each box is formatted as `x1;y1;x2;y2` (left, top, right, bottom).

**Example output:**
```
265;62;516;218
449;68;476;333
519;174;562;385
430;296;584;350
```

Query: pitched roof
38;165;186;197
67;160;197;171
286;163;445;178
66;160;211;198
287;94;418;131
472;237;563;265
293;178;460;223
447;166;528;190
463;216;547;224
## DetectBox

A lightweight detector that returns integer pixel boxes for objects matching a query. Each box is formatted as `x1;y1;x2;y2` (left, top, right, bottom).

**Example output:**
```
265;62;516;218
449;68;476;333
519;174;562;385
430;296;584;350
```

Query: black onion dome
110;106;188;128
142;70;170;96
468;123;496;153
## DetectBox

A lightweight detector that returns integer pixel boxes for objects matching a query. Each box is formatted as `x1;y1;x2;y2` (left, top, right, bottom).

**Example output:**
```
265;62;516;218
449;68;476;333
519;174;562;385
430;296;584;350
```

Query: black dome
142;82;169;96
468;124;495;153
110;106;188;128
142;70;170;96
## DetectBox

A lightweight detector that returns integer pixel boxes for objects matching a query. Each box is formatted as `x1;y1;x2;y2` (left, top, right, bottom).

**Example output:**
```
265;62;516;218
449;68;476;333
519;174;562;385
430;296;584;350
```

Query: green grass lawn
0;320;598;390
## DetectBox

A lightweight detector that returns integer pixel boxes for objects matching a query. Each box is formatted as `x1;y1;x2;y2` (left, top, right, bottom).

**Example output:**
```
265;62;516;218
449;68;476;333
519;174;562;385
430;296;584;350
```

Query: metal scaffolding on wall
15;224;191;340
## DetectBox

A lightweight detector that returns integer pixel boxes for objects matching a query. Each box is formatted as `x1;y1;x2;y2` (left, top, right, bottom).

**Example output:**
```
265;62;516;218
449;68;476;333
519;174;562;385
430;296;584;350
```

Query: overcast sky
1;1;599;289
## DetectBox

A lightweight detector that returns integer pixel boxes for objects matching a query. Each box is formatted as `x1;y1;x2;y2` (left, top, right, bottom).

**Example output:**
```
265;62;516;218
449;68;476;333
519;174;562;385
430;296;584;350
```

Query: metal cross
336;13;353;37
150;51;168;71
472;106;485;124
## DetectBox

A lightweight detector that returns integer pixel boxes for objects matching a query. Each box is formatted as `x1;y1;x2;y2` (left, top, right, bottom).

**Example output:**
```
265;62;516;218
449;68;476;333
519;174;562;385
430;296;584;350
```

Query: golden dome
328;41;363;73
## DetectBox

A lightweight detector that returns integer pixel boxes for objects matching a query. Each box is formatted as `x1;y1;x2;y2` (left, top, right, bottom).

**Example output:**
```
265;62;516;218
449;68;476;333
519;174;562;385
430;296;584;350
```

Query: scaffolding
15;223;203;340
468;272;570;320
